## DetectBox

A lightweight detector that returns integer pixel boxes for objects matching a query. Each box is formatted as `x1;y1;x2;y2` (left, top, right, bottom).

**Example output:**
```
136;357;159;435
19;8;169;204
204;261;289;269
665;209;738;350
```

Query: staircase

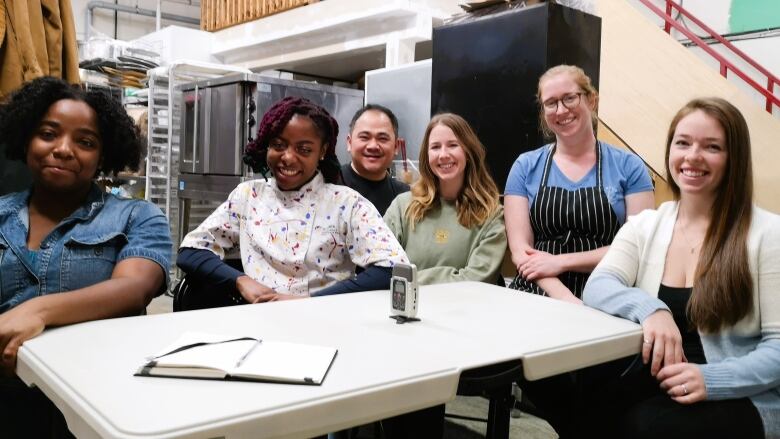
593;0;780;213
637;0;779;115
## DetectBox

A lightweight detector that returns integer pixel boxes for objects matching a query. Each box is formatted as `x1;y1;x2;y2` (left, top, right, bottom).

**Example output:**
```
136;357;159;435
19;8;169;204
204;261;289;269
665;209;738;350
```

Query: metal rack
145;61;251;259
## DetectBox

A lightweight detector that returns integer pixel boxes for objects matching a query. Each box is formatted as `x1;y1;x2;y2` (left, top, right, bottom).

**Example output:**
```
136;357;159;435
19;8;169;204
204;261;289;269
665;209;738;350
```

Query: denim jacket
0;185;172;312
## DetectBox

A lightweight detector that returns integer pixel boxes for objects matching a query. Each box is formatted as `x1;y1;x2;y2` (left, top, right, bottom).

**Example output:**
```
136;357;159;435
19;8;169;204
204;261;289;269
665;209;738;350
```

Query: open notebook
136;332;337;385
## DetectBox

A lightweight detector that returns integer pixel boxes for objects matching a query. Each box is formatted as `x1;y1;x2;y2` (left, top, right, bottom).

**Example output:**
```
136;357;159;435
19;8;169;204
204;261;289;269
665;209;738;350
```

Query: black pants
0;376;74;438
382;404;445;439
620;394;764;439
520;356;765;439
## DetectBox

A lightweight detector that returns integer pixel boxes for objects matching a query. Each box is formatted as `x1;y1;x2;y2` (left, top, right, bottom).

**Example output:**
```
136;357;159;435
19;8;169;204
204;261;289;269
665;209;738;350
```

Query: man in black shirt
341;104;410;215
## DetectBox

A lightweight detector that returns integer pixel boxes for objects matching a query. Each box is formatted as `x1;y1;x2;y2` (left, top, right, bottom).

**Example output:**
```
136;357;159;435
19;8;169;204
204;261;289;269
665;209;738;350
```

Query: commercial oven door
180;87;209;174
204;83;244;176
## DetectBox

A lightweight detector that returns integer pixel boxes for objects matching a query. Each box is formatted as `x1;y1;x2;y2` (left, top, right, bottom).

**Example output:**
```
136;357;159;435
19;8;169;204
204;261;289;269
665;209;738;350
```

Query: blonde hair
406;113;500;229
536;64;599;137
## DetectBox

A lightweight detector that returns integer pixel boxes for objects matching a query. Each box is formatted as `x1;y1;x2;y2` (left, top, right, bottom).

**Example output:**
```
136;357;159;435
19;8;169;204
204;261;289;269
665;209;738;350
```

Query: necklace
677;219;705;254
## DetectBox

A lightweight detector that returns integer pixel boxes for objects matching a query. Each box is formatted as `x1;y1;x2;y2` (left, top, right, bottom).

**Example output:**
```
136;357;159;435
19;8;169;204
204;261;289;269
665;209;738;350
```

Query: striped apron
509;142;620;298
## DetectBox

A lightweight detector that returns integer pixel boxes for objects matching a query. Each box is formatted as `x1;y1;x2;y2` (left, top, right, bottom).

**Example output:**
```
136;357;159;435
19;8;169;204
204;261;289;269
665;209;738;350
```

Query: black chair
171;275;247;311
172;258;248;311
450;359;525;439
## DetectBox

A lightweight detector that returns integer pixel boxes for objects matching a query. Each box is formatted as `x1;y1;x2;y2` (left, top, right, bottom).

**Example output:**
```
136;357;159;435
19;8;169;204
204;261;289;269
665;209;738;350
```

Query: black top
339;163;410;215
658;284;707;364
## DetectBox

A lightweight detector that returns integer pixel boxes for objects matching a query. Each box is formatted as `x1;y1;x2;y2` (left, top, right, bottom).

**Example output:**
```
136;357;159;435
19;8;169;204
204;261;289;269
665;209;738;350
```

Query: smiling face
266;114;326;190
427;123;467;192
667;109;728;200
347;109;399;181
26;99;102;195
539;72;596;141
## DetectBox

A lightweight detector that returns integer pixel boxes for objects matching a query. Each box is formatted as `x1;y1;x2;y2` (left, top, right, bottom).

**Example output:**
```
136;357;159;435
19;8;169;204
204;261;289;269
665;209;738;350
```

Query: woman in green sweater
384;113;506;285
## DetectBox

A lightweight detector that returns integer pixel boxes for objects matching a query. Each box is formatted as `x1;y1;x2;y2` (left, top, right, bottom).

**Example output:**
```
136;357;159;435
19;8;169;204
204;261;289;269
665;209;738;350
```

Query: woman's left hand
0;300;46;376
657;362;707;404
519;249;567;280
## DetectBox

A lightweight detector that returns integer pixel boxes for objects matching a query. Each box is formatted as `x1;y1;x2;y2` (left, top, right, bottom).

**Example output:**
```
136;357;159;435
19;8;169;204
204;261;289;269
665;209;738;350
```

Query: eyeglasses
542;92;584;113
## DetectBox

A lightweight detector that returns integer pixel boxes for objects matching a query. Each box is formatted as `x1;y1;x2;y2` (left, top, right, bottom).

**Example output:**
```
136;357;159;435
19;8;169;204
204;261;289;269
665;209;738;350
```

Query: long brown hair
406;113;500;229
664;97;754;333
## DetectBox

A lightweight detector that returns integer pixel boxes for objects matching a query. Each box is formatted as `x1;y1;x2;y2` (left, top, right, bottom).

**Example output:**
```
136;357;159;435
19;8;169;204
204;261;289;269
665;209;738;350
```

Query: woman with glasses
504;64;654;303
504;64;655;439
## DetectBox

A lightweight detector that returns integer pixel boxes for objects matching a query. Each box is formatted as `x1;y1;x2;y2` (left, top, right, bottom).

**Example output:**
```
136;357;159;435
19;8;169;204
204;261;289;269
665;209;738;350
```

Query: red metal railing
638;0;780;113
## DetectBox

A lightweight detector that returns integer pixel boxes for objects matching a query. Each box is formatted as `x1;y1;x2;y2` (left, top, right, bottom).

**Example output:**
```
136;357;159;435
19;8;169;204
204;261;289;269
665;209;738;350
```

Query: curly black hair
0;76;143;175
243;96;341;184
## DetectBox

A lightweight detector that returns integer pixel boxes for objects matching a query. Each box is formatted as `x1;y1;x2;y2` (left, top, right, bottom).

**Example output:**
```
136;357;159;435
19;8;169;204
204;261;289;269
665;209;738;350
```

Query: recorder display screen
392;279;406;310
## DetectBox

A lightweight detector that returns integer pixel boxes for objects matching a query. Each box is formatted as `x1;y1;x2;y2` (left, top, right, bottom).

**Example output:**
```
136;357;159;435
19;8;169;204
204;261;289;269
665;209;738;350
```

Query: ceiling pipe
85;1;200;39
156;0;162;31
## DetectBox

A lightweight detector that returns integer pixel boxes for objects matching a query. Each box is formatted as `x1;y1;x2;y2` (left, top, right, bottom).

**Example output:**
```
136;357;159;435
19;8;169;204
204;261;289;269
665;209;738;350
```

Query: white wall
70;0;200;41
688;35;780;116
626;0;731;35
624;0;779;114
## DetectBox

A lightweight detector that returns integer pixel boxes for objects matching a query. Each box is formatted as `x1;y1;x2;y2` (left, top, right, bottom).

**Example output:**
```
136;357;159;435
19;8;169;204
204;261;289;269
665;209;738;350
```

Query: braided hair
244;96;341;184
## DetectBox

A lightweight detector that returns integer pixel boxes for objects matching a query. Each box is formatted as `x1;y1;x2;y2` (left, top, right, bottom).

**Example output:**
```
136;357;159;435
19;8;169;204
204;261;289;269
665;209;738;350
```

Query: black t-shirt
339;163;410;215
658;284;707;364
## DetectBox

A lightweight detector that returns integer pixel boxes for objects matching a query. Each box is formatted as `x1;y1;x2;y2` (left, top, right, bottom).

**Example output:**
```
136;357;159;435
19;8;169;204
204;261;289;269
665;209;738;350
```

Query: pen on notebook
235;339;262;368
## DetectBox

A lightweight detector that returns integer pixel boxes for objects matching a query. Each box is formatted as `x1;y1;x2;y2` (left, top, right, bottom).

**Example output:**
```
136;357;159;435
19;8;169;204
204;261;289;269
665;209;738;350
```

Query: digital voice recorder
390;263;418;320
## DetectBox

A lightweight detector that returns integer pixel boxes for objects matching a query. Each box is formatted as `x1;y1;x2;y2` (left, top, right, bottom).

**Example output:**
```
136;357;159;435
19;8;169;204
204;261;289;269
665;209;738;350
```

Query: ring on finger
681;383;689;395
643;339;652;345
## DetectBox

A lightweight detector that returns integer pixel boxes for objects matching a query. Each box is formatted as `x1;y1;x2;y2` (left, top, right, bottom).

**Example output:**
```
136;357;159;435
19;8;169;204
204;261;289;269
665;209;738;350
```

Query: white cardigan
584;201;780;438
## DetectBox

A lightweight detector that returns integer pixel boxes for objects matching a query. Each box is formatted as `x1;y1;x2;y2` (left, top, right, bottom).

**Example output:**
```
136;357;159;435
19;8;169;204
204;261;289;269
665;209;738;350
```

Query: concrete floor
146;295;558;439
444;396;557;439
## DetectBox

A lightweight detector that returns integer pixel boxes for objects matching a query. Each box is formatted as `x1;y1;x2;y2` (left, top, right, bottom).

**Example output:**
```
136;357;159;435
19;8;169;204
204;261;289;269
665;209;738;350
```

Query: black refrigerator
431;2;602;191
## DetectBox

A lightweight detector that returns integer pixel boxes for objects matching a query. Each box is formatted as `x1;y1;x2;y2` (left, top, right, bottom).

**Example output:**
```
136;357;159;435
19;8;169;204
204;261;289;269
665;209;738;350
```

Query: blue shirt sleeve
504;156;530;197
599;144;655;223
622;153;654;196
312;265;392;296
118;201;173;287
176;247;244;287
504;146;549;202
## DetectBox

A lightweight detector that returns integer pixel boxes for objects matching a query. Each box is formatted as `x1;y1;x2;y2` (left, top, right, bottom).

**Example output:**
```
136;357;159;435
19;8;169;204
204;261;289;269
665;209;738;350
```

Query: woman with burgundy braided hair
177;97;408;303
243;96;342;184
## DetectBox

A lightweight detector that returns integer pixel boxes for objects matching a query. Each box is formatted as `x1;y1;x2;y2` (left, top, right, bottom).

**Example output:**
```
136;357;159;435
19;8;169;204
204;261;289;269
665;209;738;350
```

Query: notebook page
151;333;258;372
232;341;337;383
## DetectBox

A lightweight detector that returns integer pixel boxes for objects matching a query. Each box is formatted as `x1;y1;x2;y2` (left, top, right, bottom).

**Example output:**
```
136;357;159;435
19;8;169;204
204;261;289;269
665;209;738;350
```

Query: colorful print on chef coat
180;173;408;295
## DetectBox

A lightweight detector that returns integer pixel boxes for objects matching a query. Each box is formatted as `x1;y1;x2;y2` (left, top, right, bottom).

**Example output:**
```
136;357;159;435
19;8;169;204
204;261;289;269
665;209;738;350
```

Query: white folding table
17;282;641;439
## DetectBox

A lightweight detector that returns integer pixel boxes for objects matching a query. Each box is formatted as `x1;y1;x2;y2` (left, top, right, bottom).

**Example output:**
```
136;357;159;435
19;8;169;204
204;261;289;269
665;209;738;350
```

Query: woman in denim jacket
0;77;172;436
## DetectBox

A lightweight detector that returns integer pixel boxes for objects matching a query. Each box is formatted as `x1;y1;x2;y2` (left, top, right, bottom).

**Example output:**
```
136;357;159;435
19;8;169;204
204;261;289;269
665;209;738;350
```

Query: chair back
172;276;247;311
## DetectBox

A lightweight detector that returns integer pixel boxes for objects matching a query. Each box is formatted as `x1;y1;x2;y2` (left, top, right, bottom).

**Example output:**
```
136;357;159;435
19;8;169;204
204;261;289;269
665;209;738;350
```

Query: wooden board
201;0;315;31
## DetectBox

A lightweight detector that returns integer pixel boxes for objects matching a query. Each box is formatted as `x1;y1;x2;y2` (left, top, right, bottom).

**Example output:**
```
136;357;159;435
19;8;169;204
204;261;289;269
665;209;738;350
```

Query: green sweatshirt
383;192;507;285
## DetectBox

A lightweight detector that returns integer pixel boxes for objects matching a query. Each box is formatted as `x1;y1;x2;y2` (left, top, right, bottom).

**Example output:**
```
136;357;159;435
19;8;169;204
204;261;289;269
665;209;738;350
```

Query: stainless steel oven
180;74;365;176
176;74;364;244
180;79;255;176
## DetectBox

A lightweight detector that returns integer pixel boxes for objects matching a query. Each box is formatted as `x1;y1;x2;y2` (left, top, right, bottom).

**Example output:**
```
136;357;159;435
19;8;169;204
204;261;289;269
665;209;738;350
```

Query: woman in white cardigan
583;97;778;438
